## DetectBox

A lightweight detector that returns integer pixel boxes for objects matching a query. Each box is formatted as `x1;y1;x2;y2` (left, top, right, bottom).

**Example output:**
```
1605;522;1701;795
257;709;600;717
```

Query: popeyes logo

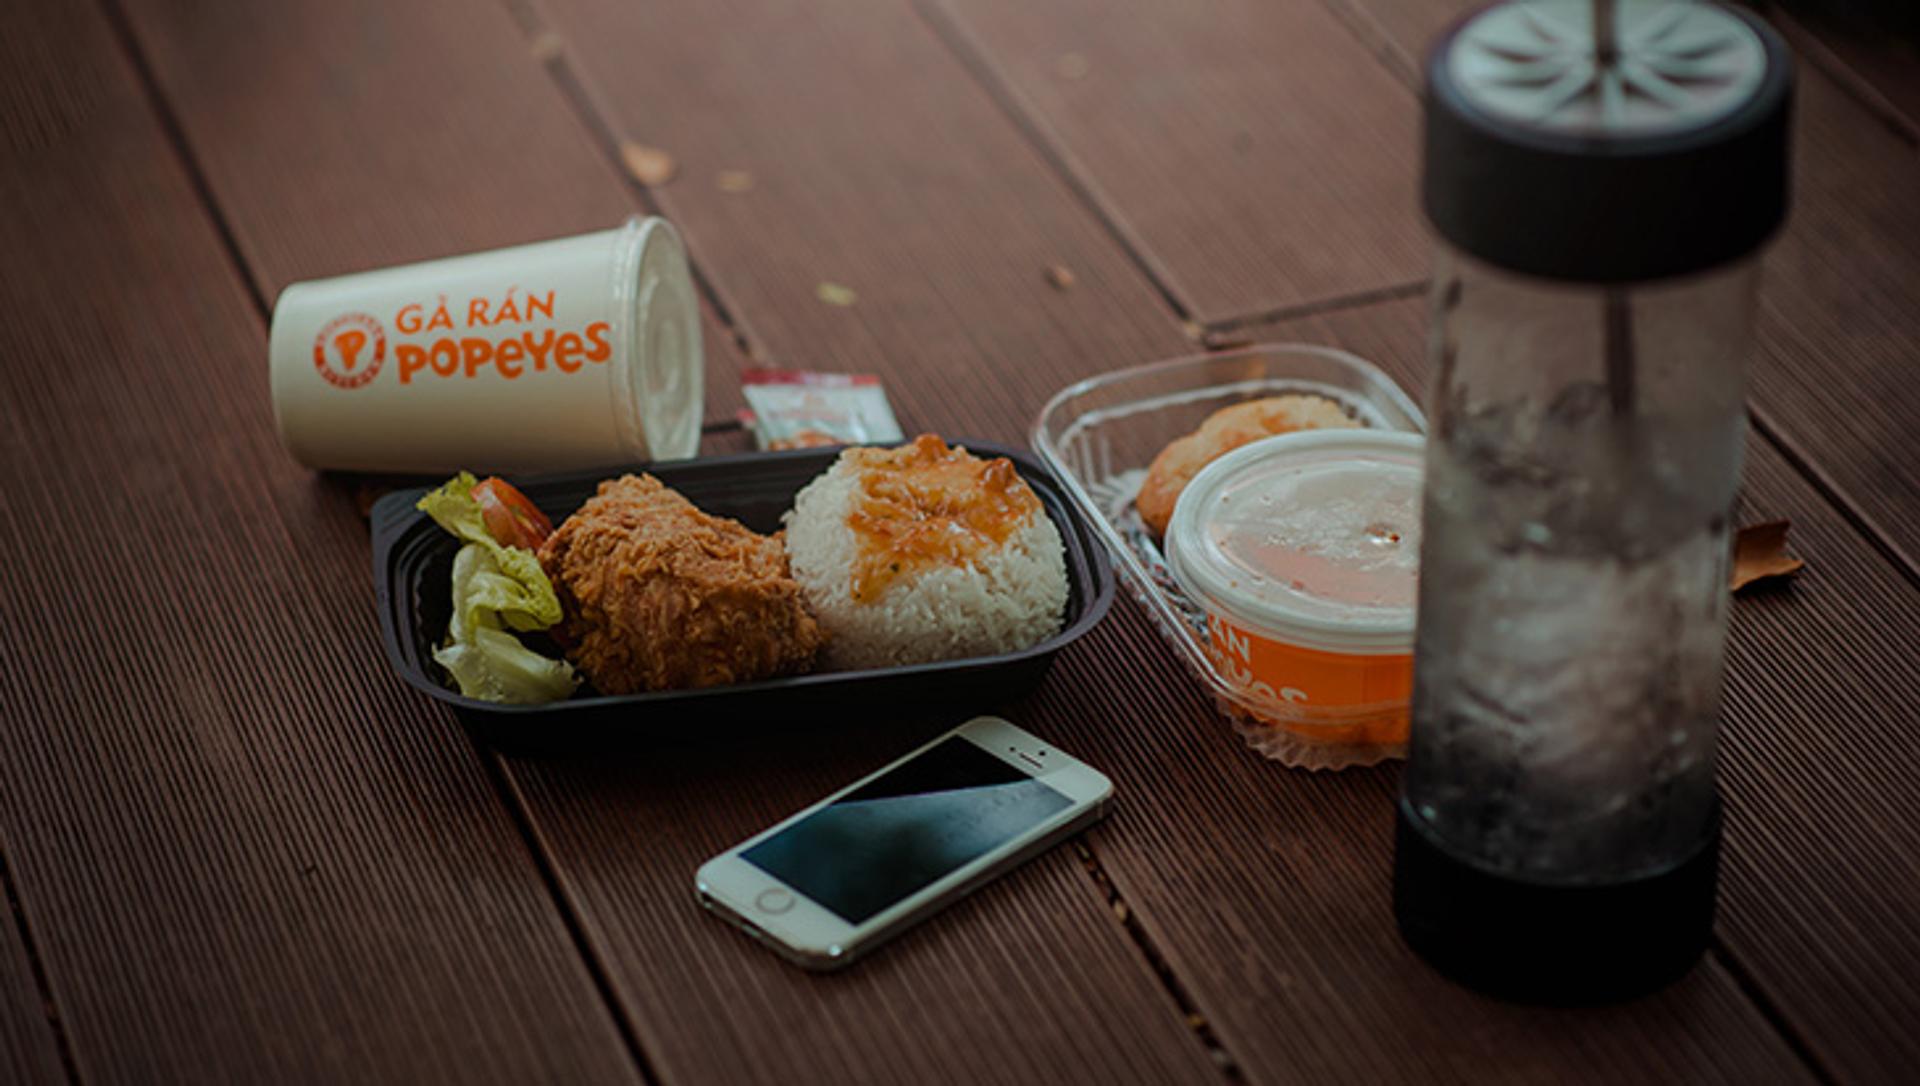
315;287;610;390
313;312;385;389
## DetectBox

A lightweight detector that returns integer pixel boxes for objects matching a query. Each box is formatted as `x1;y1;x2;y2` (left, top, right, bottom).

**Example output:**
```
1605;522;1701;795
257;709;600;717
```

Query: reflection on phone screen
741;738;1072;923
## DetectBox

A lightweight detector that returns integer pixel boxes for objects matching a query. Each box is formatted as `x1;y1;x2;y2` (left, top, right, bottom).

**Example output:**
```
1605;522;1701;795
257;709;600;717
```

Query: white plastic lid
1165;429;1424;653
1448;0;1769;137
612;217;703;461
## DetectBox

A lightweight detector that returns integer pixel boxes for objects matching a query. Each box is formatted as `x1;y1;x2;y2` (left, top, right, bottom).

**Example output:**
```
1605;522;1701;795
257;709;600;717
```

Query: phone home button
755;888;796;914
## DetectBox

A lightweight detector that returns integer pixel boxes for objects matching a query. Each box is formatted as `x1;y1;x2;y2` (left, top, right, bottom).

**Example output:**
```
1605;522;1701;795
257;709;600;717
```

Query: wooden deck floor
2;1;1915;1082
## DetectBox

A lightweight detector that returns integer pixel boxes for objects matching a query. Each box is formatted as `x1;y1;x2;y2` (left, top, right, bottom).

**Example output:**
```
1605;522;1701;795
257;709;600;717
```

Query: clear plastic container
1032;345;1426;769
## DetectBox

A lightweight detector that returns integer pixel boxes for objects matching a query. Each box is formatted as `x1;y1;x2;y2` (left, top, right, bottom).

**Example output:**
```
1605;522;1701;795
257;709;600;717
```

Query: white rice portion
784;452;1070;671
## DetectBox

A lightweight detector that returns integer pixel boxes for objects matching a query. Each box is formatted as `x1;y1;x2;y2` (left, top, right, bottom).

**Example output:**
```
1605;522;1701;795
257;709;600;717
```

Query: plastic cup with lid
1164;429;1425;759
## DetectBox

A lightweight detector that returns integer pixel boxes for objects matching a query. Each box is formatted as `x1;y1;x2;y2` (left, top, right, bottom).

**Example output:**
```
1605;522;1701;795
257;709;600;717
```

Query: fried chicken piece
1136;394;1359;540
538;474;825;694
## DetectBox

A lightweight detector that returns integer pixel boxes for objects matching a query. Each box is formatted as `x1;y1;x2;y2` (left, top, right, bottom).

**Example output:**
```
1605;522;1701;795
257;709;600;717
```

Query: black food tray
371;441;1115;755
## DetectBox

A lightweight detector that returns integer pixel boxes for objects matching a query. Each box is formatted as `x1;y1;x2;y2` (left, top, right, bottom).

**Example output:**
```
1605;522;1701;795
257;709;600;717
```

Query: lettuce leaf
420;474;576;703
417;473;561;630
447;541;557;638
416;471;492;548
432;626;579;705
435;543;579;703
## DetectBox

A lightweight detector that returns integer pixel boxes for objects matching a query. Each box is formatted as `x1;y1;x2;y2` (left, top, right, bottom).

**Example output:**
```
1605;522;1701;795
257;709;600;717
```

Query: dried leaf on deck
815;282;858;306
529;31;564;63
1732;519;1805;591
1044;264;1075;290
716;169;755;193
619;141;677;186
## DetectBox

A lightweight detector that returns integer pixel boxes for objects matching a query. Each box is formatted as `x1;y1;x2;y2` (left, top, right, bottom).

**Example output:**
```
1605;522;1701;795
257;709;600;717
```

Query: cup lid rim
1164;429;1424;650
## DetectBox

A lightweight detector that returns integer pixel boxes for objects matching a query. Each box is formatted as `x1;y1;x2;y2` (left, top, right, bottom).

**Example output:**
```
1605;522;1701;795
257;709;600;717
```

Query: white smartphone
696;716;1113;970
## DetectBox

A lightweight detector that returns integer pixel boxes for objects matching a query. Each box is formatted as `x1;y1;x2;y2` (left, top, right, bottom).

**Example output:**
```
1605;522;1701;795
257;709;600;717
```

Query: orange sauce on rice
844;434;1039;603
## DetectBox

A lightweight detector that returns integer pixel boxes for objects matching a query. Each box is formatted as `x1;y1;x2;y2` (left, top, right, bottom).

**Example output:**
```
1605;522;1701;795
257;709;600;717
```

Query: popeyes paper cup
269;216;702;473
1164;429;1423;768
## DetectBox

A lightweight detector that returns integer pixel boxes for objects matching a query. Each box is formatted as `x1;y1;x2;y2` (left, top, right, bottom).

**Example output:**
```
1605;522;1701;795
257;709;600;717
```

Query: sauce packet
739;368;904;451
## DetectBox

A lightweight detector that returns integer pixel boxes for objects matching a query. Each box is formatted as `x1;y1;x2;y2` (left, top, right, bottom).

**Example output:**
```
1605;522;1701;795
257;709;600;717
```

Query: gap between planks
1325;0;1920;150
905;0;1918;600
95;5;1198;1077
1707;940;1839;1086
91;2;672;1082
906;0;1431;337
903;0;1199;323
96;0;269;315
1;849;81;1086
106;0;756;459
97;0;1235;1079
1306;0;1920;595
1202;280;1429;341
900;0;1420;340
521;0;1427;362
94;2;1879;1080
1757;3;1920;148
491;8;1859;1080
478;750;664;1086
493;0;1396;1075
492;3;1258;1078
497;0;762;367
1075;841;1246;1083
1749;402;1920;591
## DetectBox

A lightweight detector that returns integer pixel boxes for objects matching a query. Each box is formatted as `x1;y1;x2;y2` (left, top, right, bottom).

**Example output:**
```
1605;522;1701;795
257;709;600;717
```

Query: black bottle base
1393;796;1719;1005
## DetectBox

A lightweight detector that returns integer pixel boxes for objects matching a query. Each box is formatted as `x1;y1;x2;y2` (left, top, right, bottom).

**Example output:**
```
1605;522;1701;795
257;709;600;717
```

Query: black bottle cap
1424;1;1792;284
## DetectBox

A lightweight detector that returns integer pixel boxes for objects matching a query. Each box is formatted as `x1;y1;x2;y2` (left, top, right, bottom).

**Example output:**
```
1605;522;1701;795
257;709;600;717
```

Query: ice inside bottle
1394;0;1792;1001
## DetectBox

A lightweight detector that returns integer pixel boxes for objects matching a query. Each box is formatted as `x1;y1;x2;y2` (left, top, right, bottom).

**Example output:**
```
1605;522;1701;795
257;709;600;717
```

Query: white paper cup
269;216;702;473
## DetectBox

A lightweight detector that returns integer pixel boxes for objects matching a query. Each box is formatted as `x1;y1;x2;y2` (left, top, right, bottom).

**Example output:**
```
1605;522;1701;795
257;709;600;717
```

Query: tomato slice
472;477;554;550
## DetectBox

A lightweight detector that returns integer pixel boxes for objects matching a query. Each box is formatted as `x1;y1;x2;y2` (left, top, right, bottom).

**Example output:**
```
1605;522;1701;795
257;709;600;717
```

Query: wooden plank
1024;632;1808;1084
119;0;1224;1081
526;0;1806;1080
1746;61;1920;572
1766;1;1920;139
1324;0;1459;77
0;3;641;1082
1235;294;1920;1084
532;0;1197;428
1751;63;1920;571
0;880;65;1086
502;720;1216;1085
123;0;1858;1082
1327;0;1920;575
115;0;750;424
917;0;1428;325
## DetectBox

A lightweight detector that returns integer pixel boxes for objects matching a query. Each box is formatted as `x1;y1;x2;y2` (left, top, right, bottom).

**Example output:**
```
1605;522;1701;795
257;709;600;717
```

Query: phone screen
740;737;1074;924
